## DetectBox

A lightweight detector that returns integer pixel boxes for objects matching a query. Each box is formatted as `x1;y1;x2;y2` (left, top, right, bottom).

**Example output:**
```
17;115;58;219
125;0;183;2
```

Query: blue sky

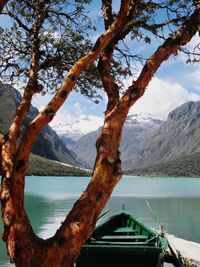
1;1;200;129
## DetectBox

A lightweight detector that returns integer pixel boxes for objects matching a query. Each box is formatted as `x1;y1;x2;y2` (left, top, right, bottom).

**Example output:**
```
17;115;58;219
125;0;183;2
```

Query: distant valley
54;101;200;177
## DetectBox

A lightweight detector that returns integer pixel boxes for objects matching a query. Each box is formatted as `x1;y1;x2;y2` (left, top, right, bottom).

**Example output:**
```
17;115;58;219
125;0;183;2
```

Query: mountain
68;128;100;168
0;83;88;168
50;114;103;142
133;101;200;169
68;114;163;169
59;101;200;173
120;114;163;170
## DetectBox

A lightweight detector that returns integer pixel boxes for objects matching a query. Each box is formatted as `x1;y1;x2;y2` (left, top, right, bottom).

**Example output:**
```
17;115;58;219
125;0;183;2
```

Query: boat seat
113;227;137;236
97;235;148;242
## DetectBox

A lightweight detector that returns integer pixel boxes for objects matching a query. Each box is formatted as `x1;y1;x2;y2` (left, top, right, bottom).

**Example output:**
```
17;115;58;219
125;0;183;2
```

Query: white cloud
179;33;200;63
71;114;103;134
50;110;74;127
73;102;85;116
186;67;200;90
186;33;200;51
129;77;200;120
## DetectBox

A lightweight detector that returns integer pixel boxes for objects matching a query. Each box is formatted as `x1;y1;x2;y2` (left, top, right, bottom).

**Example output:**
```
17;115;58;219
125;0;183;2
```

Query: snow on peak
126;113;158;125
50;114;104;140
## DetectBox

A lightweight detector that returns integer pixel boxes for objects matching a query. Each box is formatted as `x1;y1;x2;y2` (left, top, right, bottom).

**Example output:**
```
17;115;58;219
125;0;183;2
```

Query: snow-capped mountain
50;114;104;141
66;113;163;169
125;113;162;127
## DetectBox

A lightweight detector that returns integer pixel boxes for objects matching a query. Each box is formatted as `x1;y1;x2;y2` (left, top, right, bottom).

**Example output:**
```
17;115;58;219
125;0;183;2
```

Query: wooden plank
97;235;148;242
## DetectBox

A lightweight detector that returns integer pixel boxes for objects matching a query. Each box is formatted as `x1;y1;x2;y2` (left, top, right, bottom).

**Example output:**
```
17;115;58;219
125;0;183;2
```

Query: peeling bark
0;2;200;267
1;1;133;266
98;49;119;113
7;1;46;158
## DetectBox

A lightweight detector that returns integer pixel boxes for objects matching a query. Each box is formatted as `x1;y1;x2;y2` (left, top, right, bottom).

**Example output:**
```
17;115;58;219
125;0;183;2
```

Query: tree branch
5;10;30;32
98;1;119;112
102;0;113;30
133;16;188;34
120;6;200;109
0;3;133;263
8;0;132;216
98;49;119;113
193;0;200;9
7;2;47;157
99;1;141;112
28;1;46;87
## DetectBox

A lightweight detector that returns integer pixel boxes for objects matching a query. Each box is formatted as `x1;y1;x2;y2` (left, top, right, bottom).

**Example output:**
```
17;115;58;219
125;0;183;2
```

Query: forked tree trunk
0;3;134;265
1;106;128;267
1;2;200;266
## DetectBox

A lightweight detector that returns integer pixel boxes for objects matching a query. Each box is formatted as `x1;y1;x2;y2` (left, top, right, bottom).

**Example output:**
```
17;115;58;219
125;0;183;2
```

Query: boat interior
92;212;158;244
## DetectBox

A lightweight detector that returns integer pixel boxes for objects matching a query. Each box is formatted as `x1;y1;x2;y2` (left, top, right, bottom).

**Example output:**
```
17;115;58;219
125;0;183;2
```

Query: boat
76;211;169;267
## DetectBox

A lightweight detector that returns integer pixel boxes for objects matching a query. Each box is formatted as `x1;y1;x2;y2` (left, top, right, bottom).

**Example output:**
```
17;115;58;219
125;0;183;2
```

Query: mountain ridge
0;83;88;169
55;101;200;173
134;100;200;169
65;114;163;169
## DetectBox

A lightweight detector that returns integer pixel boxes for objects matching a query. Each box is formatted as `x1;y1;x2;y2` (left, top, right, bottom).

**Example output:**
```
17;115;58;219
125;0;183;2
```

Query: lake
1;176;200;266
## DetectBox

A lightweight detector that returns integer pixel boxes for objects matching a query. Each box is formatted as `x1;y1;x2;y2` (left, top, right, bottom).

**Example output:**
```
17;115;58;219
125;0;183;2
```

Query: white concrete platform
166;234;200;266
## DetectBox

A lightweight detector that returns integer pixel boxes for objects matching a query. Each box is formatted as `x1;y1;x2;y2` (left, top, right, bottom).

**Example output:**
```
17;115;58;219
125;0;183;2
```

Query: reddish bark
0;1;200;267
1;2;133;266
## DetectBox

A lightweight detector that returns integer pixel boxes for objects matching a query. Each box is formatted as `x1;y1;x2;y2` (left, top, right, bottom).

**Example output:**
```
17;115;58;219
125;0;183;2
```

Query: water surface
1;176;200;266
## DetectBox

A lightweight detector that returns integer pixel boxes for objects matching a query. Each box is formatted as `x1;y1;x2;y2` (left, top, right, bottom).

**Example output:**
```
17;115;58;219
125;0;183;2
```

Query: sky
1;1;200;131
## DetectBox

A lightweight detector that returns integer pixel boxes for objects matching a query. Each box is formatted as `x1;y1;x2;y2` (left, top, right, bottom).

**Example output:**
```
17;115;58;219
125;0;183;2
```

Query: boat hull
77;249;165;267
76;212;168;267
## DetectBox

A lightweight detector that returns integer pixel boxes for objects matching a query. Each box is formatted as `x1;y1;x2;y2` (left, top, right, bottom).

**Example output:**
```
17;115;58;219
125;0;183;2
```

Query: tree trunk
1;2;199;266
0;2;133;265
1;104;128;267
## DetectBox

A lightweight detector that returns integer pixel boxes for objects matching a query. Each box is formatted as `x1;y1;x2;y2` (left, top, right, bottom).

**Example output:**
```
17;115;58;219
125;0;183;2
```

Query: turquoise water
1;176;200;266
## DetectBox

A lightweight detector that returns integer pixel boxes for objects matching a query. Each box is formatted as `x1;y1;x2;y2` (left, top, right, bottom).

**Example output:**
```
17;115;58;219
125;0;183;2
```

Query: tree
0;0;200;266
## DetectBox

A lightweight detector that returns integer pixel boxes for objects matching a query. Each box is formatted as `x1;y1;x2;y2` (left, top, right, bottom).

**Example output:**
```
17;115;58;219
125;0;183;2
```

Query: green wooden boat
76;211;168;267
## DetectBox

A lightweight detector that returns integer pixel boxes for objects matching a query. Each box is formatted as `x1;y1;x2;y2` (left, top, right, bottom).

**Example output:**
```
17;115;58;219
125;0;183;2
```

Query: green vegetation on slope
126;152;200;177
27;154;91;176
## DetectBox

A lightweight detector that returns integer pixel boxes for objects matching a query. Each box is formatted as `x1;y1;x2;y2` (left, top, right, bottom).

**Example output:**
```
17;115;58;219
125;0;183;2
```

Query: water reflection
25;195;75;237
1;176;200;266
1;195;200;266
0;195;76;266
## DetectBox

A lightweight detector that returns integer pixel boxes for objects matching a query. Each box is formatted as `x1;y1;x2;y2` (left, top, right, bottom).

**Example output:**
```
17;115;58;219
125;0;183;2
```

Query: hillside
0;83;88;169
133;101;200;169
27;154;90;176
126;152;200;177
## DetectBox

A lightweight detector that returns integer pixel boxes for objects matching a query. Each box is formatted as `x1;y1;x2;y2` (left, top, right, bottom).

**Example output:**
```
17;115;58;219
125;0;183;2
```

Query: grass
27;154;91;176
